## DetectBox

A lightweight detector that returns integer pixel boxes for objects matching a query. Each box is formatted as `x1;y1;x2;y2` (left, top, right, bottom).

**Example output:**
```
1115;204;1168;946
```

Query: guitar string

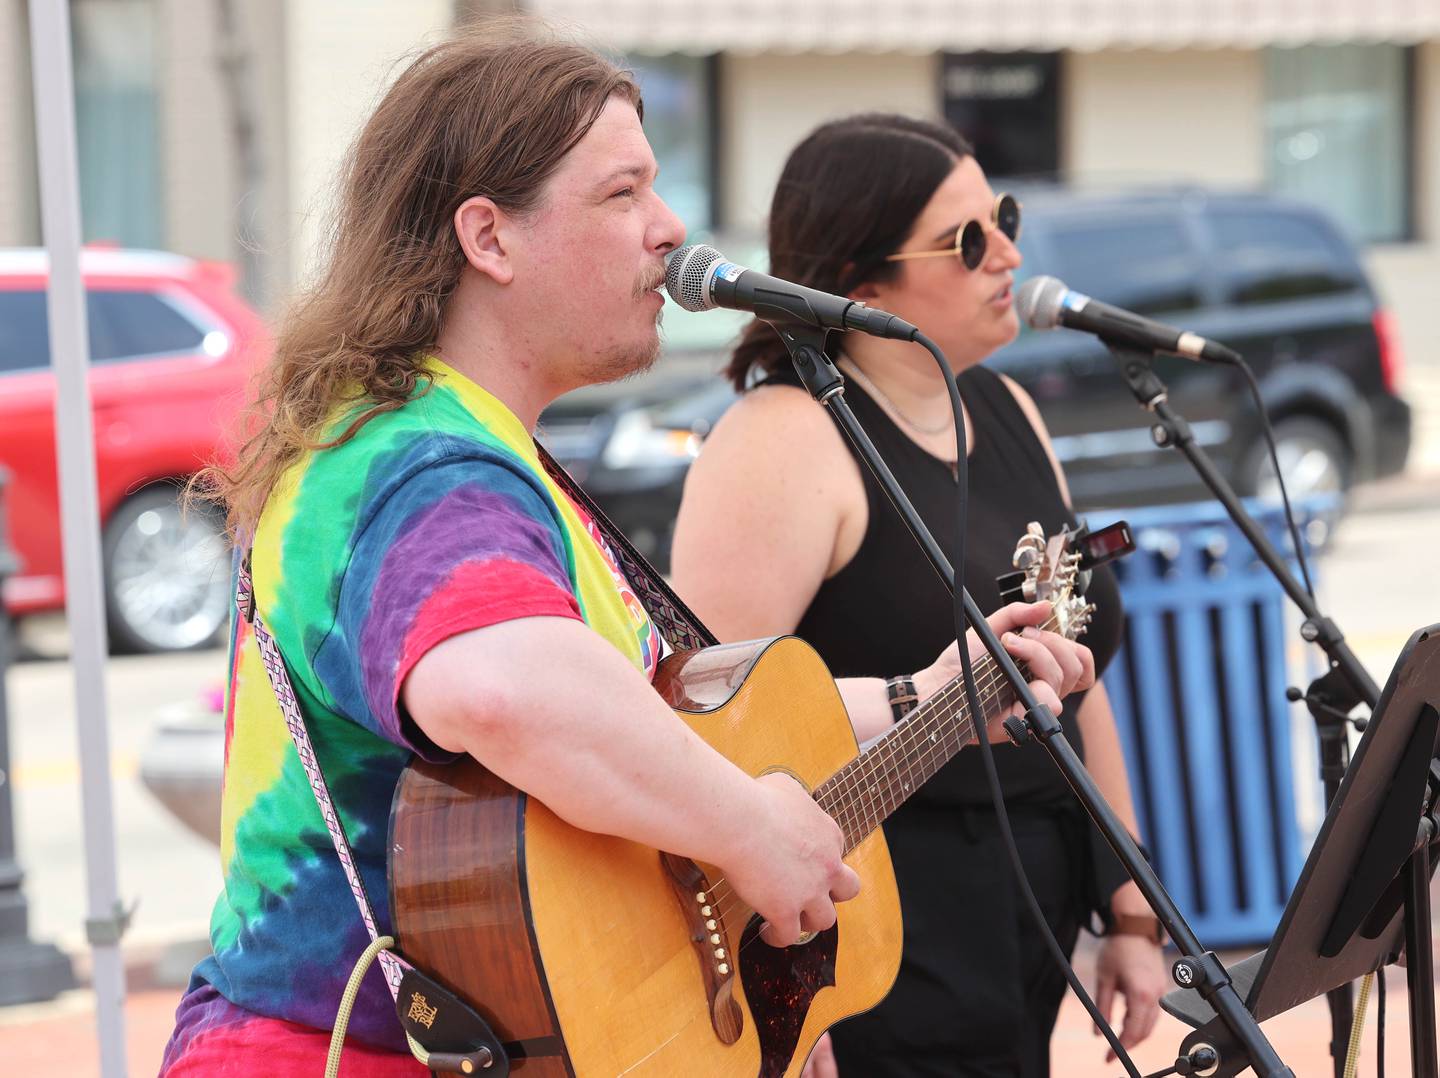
704;663;1007;938
703;641;1024;923
832;609;1064;824
702;640;1029;932
704;608;1080;935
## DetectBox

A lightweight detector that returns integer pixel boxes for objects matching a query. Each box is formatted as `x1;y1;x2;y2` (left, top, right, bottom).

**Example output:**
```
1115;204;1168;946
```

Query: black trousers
829;805;1085;1078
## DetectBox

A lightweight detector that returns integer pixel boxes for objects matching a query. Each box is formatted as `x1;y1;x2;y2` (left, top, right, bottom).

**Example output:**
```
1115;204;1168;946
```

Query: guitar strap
234;553;412;1001
234;441;714;1065
534;440;718;652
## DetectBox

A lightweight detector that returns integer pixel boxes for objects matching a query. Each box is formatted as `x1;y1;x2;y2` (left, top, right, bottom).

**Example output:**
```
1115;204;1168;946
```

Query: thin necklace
840;357;954;437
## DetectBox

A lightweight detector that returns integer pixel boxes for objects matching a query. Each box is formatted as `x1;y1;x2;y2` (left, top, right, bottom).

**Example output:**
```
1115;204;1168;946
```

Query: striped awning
531;0;1440;54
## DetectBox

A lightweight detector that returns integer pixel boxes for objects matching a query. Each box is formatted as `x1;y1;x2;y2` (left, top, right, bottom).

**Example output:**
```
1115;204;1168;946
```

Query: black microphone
1016;275;1240;364
665;244;919;341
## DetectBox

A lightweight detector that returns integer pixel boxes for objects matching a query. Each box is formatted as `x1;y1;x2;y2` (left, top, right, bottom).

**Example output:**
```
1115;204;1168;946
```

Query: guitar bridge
660;853;744;1045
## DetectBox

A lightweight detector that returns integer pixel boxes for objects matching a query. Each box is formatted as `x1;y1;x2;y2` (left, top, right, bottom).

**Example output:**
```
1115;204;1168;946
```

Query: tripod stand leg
1318;723;1354;1078
1404;844;1437;1078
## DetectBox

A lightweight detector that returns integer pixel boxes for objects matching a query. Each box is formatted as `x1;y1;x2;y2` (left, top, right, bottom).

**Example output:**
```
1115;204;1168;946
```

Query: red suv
0;248;267;652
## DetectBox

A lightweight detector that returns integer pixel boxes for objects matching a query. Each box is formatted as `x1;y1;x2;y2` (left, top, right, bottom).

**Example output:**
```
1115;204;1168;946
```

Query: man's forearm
405;616;767;870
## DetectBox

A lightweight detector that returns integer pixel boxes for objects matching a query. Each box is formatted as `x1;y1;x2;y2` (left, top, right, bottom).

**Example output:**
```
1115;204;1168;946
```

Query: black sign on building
942;52;1062;181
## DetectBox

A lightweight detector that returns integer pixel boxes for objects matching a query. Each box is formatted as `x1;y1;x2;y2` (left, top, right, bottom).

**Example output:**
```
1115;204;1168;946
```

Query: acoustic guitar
388;523;1097;1077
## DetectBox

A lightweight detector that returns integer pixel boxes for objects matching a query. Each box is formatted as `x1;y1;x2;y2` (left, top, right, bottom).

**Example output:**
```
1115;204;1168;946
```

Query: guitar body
389;636;903;1077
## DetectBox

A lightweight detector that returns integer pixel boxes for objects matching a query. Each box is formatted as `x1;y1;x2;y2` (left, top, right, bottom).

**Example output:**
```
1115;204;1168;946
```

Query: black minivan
539;187;1412;567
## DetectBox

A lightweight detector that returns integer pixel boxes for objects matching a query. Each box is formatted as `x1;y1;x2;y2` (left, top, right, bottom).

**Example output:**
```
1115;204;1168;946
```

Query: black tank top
784;363;1123;807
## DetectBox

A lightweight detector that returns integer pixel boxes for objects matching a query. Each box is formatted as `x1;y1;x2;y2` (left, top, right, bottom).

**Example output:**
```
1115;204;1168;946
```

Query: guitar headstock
999;522;1098;641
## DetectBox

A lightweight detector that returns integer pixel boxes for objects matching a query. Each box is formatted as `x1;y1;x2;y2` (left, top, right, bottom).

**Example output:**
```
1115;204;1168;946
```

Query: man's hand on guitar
722;773;862;948
915;601;1095;742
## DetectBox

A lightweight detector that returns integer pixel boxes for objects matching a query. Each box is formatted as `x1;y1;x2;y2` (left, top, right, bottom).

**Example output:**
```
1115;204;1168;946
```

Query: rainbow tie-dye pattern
162;358;661;1071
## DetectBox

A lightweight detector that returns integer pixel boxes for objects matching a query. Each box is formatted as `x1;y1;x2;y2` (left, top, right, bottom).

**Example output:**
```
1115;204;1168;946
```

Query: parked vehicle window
0;287;207;373
0;290;51;374
1210;209;1361;306
88;290;206;360
1047;216;1202;316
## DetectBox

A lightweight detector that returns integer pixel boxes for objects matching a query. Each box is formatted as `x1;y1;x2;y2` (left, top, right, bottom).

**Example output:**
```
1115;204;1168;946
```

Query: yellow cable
1343;972;1376;1078
325;935;432;1078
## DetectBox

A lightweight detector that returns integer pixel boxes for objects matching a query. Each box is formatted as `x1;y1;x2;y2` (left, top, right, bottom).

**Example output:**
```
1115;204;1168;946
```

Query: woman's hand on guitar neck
915;601;1095;742
720;772;862;949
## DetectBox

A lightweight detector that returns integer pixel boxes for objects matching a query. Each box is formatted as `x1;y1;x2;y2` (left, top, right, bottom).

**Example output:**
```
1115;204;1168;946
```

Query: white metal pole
27;2;129;1075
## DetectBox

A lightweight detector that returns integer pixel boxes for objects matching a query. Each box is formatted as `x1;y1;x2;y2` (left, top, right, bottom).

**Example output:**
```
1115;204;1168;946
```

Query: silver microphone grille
1015;275;1070;331
664;244;725;313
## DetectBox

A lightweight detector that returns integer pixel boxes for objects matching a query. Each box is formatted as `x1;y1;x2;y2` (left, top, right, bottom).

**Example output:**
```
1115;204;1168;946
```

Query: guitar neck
813;617;1058;854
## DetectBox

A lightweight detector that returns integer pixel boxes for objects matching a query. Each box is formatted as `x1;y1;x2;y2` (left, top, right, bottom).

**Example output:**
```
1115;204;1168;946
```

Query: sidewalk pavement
0;936;1428;1076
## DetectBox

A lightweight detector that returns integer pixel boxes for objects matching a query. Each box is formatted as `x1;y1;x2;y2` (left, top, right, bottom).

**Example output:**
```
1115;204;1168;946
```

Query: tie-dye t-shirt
163;357;661;1068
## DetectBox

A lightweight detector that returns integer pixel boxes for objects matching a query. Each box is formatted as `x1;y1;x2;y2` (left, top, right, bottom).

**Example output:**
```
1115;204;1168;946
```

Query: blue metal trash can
1098;498;1330;948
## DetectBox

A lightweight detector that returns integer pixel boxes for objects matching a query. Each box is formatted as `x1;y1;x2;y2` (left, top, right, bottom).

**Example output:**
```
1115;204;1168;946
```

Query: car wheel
1239;416;1351;502
103;486;231;653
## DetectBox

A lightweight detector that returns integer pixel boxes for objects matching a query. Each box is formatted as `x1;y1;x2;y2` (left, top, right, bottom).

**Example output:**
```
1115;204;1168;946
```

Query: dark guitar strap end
397;967;510;1076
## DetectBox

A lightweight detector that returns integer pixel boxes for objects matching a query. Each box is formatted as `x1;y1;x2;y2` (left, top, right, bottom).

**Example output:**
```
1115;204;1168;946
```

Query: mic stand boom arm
774;322;1293;1078
1105;344;1378;709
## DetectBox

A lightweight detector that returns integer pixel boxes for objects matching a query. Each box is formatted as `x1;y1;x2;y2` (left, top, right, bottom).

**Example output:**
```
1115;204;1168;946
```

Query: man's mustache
636;265;667;297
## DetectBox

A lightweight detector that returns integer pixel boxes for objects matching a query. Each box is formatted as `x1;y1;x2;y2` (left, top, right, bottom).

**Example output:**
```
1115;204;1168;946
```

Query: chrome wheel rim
1255;436;1344;501
110;499;230;650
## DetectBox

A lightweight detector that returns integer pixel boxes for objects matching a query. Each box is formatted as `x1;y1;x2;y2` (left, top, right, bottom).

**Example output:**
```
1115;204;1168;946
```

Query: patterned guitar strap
535;441;717;652
236;441;715;1072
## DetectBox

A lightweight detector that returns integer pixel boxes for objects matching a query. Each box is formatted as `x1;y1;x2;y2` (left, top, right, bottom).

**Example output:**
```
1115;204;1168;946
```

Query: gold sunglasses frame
884;193;1022;268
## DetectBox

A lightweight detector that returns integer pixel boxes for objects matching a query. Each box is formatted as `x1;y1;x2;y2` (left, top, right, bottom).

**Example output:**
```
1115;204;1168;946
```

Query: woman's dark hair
725;114;973;390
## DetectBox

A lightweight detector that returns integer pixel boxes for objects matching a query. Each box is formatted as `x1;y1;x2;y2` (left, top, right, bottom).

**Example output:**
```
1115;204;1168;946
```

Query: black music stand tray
1160;624;1440;1077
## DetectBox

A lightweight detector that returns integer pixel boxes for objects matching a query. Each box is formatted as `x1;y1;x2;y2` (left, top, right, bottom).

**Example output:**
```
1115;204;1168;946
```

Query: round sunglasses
884;193;1021;271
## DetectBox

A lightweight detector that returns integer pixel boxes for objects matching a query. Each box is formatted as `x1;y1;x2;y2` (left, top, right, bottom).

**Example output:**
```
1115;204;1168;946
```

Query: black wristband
885;676;920;723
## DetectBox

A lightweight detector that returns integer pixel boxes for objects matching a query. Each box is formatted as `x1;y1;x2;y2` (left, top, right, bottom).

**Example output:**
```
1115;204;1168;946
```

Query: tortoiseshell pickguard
737;917;839;1078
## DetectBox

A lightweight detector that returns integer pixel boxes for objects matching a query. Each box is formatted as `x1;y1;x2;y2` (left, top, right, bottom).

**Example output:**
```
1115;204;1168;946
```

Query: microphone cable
913;330;1144;1078
1220;354;1318;601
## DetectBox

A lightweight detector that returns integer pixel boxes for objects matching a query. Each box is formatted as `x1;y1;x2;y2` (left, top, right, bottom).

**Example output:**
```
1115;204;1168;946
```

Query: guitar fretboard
812;616;1059;853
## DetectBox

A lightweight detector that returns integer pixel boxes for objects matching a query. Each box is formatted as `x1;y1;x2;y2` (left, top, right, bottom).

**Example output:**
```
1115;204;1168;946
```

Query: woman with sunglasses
670;114;1167;1077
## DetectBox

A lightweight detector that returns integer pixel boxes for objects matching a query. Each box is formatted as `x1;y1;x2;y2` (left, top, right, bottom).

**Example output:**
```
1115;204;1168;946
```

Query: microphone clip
771;322;844;403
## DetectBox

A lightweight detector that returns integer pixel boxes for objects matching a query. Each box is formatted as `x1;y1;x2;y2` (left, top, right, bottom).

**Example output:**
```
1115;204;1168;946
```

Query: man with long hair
160;22;1091;1075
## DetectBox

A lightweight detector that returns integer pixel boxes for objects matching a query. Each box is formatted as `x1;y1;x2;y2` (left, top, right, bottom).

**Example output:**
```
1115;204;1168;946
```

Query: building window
942;52;1061;181
630;54;717;233
73;0;164;248
1264;45;1412;244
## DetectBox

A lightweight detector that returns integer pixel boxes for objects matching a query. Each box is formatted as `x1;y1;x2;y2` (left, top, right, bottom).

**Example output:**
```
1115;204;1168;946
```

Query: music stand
1161;623;1440;1077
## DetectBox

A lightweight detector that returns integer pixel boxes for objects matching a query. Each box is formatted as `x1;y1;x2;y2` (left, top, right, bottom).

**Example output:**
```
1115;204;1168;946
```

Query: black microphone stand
773;322;1293;1078
1105;342;1387;1078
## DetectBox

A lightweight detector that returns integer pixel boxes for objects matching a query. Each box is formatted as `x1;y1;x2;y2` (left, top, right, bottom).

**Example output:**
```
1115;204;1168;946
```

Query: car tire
1238;415;1351;502
102;485;231;654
